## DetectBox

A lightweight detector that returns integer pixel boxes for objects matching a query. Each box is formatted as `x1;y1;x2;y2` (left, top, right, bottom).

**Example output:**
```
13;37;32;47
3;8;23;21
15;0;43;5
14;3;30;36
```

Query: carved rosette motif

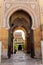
2;0;40;30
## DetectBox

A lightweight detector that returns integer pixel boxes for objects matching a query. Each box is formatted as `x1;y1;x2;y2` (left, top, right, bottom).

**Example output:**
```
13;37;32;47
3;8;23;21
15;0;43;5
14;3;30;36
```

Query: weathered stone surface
34;28;41;58
4;0;37;3
0;28;8;51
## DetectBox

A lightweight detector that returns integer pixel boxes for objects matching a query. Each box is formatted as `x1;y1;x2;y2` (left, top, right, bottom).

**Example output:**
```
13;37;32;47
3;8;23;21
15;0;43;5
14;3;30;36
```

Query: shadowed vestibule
8;10;35;58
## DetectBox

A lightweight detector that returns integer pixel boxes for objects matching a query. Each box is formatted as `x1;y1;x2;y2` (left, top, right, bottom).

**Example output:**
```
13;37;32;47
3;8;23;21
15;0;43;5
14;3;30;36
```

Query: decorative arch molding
13;26;27;38
2;1;40;30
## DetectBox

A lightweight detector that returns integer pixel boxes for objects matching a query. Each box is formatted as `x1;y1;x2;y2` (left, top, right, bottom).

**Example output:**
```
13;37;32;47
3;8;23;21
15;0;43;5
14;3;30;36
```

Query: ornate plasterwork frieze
4;0;37;3
2;0;40;30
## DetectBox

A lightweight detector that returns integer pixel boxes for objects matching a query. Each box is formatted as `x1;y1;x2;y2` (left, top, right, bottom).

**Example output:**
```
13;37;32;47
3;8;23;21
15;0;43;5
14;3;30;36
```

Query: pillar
30;29;35;58
8;29;11;58
26;33;31;53
34;28;41;58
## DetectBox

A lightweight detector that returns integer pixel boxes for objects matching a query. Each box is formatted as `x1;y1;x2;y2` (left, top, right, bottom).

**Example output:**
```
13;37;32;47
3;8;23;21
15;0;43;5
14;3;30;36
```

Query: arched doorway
13;29;25;52
8;10;35;58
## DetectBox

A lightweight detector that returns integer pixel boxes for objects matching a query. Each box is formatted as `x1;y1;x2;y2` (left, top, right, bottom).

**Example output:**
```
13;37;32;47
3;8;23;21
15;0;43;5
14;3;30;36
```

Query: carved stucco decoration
2;0;40;30
40;7;43;16
4;0;37;3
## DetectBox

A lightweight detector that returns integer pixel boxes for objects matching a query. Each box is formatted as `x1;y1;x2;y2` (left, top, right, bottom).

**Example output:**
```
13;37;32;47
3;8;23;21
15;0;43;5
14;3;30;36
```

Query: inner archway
13;29;25;53
8;10;35;58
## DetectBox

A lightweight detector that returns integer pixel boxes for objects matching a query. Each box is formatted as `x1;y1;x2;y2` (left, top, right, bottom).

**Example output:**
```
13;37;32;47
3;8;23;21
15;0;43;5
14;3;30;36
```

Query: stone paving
0;51;43;65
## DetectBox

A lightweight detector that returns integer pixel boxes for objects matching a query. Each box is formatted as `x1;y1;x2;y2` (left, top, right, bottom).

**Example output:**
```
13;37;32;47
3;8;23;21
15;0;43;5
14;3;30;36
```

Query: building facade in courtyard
14;32;24;43
0;0;43;58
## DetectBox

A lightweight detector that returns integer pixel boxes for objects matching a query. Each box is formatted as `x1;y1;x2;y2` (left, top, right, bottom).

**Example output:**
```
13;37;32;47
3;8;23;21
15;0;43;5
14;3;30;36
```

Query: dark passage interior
18;45;22;50
8;10;35;59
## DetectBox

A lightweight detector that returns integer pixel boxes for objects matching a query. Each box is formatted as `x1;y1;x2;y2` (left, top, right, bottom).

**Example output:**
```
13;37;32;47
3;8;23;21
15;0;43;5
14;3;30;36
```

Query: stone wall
34;28;41;58
0;28;8;51
0;0;2;27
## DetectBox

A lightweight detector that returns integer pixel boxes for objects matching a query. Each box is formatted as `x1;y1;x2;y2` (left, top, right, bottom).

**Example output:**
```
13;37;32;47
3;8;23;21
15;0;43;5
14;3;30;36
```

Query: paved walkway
0;51;43;65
